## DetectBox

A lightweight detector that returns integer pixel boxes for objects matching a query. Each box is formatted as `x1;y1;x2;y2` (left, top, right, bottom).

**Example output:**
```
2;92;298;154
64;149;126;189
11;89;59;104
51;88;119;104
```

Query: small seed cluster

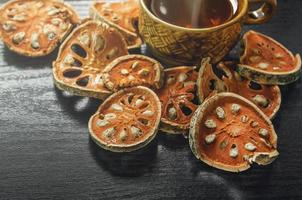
96;94;155;143
249;42;287;71
203;102;272;159
2;1;74;53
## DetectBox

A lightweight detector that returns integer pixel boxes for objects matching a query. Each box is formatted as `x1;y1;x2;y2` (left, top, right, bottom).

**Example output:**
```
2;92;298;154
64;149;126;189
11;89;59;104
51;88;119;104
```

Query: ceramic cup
138;0;277;65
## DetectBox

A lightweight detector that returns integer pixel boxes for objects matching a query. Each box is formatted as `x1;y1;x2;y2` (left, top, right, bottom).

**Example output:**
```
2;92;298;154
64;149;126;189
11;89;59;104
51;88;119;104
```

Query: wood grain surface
1;0;302;199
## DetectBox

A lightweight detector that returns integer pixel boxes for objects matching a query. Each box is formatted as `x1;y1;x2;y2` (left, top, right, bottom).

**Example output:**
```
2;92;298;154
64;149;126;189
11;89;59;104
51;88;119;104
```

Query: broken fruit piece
53;20;129;99
0;0;79;57
238;30;301;85
189;92;279;172
89;86;161;152
197;58;281;119
156;66;198;135
90;0;142;49
102;55;164;92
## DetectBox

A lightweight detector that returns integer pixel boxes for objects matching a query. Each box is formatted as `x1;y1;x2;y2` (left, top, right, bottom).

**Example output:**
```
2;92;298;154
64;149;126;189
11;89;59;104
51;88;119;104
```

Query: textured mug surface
138;0;276;65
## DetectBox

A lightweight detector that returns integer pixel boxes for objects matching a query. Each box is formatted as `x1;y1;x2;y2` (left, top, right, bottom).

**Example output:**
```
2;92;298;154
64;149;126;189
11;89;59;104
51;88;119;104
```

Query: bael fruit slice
102;54;164;92
189;92;279;172
0;0;79;57
197;58;281;119
238;30;301;85
89;0;142;49
156;66;198;135
53;20;129;99
89;86;161;152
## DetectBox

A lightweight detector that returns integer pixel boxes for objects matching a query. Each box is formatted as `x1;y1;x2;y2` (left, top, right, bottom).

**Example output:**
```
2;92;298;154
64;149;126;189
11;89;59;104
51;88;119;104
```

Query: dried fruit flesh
90;0;142;49
53;20;129;99
89;86;161;152
156;66;198;135
238;30;301;85
0;0;79;57
102;55;164;92
189;93;279;172
197;58;281;119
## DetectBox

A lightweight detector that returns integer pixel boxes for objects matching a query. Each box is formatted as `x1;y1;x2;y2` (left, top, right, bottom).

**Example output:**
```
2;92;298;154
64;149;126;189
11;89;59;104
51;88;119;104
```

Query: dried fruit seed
231;104;241;114
168;107;177;120
205;119;217;129
131;126;142;138
97;119;109;127
252;95;269;108
103;127;116;138
79;33;90;46
106;47;118;60
245;143;257;151
131;61;140;69
178;73;188;82
259;128;269;138
47;7;60;16
2;21;15;32
258;62;269;70
104;113;117;120
12;14;26;22
119;130;127;141
121;69;129;76
205;134;216;144
111;103;123;111
229;145;239;158
31;33;40;49
94;34;105;51
142;110;154;117
249;56;262;63
64;54;75;65
12;32;25;44
166;76;175;85
135;99;144;107
138;68;150;76
51;18;61;26
216;107;226;119
250;120;259;128
241;115;249;123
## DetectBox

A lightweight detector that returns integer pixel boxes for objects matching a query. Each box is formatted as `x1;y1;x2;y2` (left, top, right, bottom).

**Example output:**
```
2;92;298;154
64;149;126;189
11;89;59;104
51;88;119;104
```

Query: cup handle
244;0;277;24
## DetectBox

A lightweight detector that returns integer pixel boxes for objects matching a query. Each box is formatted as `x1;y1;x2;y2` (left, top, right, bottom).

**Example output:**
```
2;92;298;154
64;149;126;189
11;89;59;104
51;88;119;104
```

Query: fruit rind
53;20;128;99
189;92;278;172
89;0;142;50
238;30;302;85
197;58;282;119
0;0;79;57
89;86;161;152
102;54;164;92
158;66;198;136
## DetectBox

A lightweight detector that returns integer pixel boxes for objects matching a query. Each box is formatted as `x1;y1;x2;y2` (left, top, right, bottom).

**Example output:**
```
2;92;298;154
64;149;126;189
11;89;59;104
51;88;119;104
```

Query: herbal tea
150;0;235;28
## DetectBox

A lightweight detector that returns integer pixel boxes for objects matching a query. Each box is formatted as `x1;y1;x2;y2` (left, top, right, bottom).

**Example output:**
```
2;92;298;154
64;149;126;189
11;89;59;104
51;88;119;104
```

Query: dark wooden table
1;0;302;199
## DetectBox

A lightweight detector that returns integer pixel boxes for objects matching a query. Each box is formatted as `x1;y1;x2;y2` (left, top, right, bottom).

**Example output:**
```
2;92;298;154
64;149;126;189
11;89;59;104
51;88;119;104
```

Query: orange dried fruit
90;0;142;49
238;30;301;85
102;55;164;92
89;86;161;152
189;92;279;172
197;58;281;119
53;20;129;99
0;0;79;57
156;66;198;135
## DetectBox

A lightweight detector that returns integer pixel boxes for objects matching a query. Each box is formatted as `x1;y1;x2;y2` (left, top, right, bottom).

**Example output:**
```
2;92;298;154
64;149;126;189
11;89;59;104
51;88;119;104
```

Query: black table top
1;0;302;199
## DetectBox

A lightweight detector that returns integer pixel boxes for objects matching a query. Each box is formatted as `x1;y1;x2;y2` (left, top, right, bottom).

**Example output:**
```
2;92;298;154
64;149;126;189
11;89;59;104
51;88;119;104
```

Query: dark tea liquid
150;0;235;28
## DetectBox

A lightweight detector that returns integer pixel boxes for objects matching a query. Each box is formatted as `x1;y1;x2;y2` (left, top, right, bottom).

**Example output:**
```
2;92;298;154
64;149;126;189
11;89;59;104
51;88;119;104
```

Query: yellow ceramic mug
138;0;277;65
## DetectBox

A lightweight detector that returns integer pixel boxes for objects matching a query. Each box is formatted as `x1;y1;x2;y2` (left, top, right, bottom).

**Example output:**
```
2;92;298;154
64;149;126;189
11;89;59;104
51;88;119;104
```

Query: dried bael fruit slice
238;30;302;85
0;0;79;57
89;86;161;152
189;92;279;172
102;55;164;92
156;66;198;135
197;58;281;119
53;20;129;99
90;0;142;49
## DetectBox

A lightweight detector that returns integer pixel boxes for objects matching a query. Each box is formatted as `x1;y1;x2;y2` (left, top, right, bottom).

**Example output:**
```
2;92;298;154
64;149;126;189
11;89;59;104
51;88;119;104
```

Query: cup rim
139;0;248;32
